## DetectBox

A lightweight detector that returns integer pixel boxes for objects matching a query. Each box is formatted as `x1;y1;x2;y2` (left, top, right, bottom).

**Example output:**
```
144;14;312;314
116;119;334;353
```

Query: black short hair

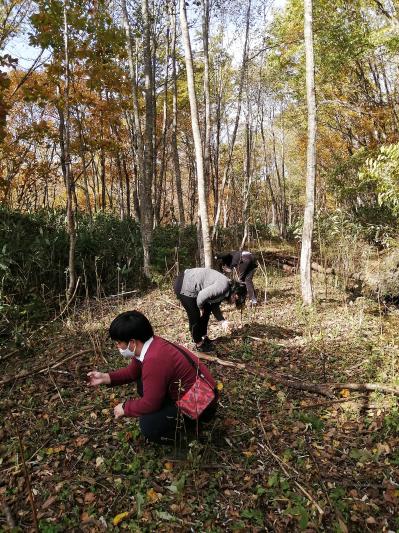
230;281;247;309
214;252;233;267
109;311;154;343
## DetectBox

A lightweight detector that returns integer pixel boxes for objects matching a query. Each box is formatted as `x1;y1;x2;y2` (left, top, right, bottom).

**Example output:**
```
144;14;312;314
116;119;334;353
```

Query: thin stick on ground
14;420;39;532
257;413;324;517
0;349;92;386
160;297;183;310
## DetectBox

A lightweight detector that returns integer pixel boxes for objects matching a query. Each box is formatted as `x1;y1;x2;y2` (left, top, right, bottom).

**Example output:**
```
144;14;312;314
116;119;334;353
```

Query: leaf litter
0;264;398;531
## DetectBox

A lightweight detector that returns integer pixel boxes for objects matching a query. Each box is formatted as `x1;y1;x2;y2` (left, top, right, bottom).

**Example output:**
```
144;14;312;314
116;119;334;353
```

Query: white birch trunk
300;0;317;305
179;0;212;267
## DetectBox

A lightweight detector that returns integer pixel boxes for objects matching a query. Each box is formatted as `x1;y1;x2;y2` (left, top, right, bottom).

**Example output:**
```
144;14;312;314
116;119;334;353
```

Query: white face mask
118;340;136;358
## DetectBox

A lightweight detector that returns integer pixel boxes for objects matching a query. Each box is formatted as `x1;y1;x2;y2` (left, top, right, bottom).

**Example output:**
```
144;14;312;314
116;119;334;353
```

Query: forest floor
1;245;399;532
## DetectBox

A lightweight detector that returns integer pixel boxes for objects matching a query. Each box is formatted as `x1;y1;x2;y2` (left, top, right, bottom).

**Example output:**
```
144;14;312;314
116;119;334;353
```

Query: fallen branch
192;352;399;397
15;420;39;532
104;289;139;299
0;349;92;386
194;350;246;369
329;382;399;395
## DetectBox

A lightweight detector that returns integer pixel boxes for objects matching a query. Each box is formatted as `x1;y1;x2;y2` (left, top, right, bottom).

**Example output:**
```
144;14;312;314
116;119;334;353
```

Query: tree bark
170;0;185;226
61;0;76;303
141;0;155;277
300;0;317;305
179;0;212;267
155;14;170;225
212;0;251;240
201;0;211;200
121;0;153;278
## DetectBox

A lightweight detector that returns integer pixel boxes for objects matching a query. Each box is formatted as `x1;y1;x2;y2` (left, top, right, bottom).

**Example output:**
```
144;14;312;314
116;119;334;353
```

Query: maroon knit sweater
109;336;216;417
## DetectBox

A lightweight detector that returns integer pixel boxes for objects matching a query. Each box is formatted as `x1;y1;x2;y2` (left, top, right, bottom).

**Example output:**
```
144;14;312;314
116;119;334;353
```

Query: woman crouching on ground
87;311;217;443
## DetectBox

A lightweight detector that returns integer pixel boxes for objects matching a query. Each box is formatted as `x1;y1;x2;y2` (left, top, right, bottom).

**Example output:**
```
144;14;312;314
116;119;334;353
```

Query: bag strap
168;341;216;391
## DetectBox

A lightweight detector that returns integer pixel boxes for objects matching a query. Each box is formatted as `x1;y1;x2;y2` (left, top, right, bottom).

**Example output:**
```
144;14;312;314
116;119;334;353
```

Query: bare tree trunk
61;0;76;303
170;0;185;226
115;152;125;220
271;113;286;237
100;147;106;211
141;0;155;277
121;152;131;218
121;0;153;278
155;16;170;226
121;0;145;180
76;108;92;217
212;0;251;240
201;0;211;199
212;76;222;219
300;0;317;305
179;0;212;267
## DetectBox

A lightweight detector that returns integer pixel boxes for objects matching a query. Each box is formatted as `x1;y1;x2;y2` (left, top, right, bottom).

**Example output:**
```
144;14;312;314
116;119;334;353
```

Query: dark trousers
173;272;221;343
178;294;214;343
136;381;217;443
237;258;257;301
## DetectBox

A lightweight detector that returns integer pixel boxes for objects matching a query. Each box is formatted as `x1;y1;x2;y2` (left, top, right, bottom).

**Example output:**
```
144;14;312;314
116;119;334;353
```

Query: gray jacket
181;268;231;308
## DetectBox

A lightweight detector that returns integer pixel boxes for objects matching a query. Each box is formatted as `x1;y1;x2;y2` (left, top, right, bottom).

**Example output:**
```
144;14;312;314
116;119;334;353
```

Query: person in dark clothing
215;250;257;305
174;267;247;352
87;310;217;443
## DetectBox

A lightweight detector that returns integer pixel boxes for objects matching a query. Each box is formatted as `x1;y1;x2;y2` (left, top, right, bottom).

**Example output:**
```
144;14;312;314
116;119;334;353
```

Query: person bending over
215;250;257;305
87;311;217;443
173;267;247;353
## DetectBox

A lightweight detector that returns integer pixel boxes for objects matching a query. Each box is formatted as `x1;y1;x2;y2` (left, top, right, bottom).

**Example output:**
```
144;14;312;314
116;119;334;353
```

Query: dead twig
103;289;139;299
193;351;246;369
160;297;183;310
0;349;92;386
257;414;324;517
14;419;39;532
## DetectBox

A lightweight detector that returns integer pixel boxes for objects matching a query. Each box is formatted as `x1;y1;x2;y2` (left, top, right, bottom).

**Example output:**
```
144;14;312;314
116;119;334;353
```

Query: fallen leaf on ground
112;511;130;526
42;495;57;509
84;492;96;504
75;436;89;447
46;446;65;455
95;456;105;468
147;487;162;503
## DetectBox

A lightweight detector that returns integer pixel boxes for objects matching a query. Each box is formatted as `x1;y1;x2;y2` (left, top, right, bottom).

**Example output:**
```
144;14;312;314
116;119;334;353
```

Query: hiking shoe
195;338;214;353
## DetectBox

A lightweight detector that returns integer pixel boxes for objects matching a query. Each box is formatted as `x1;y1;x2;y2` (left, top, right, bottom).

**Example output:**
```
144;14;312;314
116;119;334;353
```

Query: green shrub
0;208;199;339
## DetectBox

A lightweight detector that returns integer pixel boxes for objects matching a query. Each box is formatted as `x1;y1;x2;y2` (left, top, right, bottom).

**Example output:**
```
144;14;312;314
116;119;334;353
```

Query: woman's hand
87;371;111;386
114;403;125;419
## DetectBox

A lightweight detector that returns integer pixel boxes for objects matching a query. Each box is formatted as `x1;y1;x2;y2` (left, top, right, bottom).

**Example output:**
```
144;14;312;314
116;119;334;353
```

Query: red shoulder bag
171;343;216;420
